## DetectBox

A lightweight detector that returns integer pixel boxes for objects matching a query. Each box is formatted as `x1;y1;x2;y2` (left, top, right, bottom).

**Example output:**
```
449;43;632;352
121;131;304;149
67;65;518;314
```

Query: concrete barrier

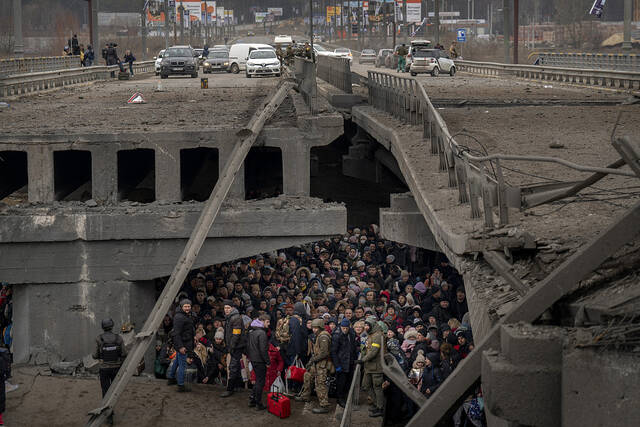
0;61;155;98
0;56;81;77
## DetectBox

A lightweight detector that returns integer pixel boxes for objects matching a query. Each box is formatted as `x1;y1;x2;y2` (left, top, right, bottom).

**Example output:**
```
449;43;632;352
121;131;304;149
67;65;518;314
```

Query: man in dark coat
331;318;357;407
420;353;443;397
247;315;271;410
286;302;308;365
221;300;247;397
451;287;469;322
167;299;195;391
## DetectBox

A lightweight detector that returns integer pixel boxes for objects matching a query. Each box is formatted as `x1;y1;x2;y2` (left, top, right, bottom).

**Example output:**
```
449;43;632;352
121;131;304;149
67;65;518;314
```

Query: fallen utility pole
406;199;640;427
86;80;294;427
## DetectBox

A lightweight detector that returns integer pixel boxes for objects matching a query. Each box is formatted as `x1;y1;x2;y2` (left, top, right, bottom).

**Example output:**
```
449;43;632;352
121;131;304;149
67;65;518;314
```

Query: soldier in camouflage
357;316;385;417
295;318;333;414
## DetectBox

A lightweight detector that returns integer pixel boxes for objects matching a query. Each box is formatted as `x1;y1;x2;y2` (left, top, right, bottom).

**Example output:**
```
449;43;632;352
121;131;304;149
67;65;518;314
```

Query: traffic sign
456;28;467;42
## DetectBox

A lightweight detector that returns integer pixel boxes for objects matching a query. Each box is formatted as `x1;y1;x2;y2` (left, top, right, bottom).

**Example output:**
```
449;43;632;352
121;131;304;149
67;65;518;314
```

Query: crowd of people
154;225;485;425
61;34;136;76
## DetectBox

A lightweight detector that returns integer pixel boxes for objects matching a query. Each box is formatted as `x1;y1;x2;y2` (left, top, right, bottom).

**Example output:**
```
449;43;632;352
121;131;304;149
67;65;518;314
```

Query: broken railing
292;57;317;113
317;55;353;94
367;70;639;229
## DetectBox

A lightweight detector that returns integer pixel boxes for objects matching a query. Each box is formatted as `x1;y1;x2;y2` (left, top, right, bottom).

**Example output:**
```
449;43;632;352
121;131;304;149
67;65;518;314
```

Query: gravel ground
0;72;281;135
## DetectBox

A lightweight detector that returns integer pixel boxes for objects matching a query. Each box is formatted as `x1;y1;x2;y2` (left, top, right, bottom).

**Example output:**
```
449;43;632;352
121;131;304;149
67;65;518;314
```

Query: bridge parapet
0;55;81;77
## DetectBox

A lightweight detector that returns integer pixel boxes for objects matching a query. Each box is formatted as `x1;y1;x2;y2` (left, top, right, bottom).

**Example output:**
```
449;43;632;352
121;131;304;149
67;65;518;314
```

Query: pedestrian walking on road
93;318;127;424
167;299;195;392
396;44;408;73
124;50;136;76
84;45;95;67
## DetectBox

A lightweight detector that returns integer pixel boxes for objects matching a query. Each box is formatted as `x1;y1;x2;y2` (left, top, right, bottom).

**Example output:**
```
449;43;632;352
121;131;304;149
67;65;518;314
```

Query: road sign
456;28;467;42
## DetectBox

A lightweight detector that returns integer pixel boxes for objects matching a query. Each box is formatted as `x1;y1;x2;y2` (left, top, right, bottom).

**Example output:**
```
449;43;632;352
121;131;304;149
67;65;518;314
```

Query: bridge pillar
12;0;24;57
13;280;156;365
92;145;118;204
27;146;54;203
155;145;181;202
282;143;311;196
219;145;245;199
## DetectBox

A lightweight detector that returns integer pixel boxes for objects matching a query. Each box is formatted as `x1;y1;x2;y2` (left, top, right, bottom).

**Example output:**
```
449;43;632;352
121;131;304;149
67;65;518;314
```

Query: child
265;343;284;391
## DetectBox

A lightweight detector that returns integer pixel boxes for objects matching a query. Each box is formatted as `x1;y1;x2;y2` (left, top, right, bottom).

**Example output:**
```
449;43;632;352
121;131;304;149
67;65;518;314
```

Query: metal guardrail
317;56;353;94
0;61;155;98
0;56;82;77
339;358;362;427
455;60;640;91
292;57;317;114
367;70;513;227
534;52;640;72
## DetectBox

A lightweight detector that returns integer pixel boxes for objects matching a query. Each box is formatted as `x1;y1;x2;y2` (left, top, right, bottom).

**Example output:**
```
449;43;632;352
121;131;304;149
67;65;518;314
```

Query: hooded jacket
420;352;443;395
286;302;308;359
224;307;246;352
331;327;357;373
247;319;269;365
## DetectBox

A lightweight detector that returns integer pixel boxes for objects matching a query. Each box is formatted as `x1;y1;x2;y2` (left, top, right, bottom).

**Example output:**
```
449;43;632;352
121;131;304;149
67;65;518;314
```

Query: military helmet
101;318;114;331
311;318;325;329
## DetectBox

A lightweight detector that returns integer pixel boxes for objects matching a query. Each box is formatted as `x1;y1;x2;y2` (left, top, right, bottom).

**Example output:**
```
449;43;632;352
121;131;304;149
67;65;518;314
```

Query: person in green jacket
357;316;384;417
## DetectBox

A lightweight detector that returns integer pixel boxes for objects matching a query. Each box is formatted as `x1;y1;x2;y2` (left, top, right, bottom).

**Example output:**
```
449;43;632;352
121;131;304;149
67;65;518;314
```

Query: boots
369;407;383;418
167;378;177;386
312;406;330;414
255;403;267;411
220;390;234;398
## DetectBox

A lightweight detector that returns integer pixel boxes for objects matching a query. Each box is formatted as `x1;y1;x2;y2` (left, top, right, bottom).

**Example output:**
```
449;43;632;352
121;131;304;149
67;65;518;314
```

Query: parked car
409;48;456;77
376;49;393;68
406;39;432;72
159;46;198;79
359;49;376;64
228;43;275;73
154;49;165;75
203;50;230;73
245;48;281;78
334;47;353;62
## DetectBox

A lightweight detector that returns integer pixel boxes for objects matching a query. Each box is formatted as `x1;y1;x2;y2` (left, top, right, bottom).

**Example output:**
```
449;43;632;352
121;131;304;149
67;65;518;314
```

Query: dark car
160;46;198;79
203;50;230;73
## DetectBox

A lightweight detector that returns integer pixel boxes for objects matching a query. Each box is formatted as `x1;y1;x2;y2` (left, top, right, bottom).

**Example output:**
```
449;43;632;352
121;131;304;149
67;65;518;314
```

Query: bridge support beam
12;0;24;57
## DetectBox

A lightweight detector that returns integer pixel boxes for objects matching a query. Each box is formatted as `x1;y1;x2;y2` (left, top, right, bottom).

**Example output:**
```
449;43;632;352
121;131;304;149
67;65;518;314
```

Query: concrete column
13;280;156;365
219;145;245;199
155;146;181;202
90;0;100;49
12;0;24;57
503;0;511;64
27;146;54;203
623;0;632;50
281;143;311;196
91;146;117;204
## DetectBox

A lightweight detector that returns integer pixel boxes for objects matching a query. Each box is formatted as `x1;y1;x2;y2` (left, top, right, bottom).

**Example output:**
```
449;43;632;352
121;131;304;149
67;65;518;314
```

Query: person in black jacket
247;315;271;410
420;353;443;397
221;300;246;397
331;318;357;407
167;299;195;392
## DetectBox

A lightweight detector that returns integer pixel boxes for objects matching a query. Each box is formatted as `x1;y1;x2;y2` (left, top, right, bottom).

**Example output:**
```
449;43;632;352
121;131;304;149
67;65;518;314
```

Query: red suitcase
268;392;291;418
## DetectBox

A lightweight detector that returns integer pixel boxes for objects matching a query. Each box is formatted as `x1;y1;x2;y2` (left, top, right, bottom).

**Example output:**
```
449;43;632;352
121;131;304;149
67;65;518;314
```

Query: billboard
406;0;421;23
146;0;166;27
267;7;283;17
176;0;202;24
255;12;267;23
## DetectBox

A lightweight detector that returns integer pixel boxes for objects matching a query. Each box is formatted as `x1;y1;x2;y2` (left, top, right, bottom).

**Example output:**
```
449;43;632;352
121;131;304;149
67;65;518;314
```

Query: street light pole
12;0;24;57
164;0;169;48
310;0;315;60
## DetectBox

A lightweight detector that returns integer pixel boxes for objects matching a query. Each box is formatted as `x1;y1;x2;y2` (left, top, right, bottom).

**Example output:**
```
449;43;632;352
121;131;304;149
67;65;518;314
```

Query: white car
334;48;353;62
245;49;281;78
314;44;337;57
154;49;165;75
410;49;456;77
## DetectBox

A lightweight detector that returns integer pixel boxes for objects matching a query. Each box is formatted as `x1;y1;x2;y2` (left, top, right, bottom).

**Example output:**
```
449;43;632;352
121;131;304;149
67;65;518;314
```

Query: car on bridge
159;46;199;79
409;48;456;77
376;49;393;68
228;43;275;74
359;49;376;64
334;47;353;62
202;50;230;73
154;49;165;75
245;48;281;78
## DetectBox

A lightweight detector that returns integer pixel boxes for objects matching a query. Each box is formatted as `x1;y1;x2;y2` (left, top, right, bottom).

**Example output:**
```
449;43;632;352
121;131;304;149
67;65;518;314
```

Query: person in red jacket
265;342;284;391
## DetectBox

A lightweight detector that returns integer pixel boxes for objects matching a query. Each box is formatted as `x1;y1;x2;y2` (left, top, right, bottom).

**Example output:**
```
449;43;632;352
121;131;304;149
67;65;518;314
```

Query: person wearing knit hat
340;318;351;327
332;312;357;407
214;328;224;340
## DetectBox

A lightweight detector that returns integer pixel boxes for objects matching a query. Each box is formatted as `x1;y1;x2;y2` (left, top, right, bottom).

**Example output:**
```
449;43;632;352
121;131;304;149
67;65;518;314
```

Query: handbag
270;376;285;393
286;356;306;383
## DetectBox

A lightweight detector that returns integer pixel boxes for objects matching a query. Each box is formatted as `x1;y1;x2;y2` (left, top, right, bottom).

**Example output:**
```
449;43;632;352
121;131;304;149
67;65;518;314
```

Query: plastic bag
286;356;306;383
270;376;285;393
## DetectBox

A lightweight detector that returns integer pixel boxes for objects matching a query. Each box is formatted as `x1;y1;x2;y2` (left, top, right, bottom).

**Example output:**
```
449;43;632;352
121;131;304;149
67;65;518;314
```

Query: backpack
100;333;122;363
275;316;292;343
275;315;301;344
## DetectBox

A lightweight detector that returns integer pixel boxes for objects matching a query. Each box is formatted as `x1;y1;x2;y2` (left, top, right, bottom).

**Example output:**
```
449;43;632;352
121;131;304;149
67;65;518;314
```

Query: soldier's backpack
275;316;292;343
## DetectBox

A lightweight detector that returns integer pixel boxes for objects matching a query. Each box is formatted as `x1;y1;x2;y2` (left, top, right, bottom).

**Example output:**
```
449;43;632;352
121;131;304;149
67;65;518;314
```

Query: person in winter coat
167;299;195;391
356;316;384;418
420;352;443;397
265;342;284;392
123;50;136;75
247;315;270;410
331;318;357;407
295;318;333;414
286;302;308;365
221;300;247;397
451;287;469;322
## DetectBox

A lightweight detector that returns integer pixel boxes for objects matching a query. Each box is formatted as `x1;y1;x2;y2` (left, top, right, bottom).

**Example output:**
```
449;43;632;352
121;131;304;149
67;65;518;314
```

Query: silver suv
160;46;198;79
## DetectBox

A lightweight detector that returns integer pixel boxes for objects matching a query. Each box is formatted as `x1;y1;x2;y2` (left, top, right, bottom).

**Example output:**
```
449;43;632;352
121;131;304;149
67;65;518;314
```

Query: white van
228;43;275;74
274;35;293;46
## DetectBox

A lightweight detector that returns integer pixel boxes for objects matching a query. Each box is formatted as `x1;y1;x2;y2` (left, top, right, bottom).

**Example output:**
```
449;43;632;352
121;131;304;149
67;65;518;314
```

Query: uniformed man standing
93;318;127;424
396;43;408;73
357;316;384;417
295;318;333;414
221;300;247;398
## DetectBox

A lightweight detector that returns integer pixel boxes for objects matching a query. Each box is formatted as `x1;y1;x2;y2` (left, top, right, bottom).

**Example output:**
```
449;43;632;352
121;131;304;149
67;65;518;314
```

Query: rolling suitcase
267;392;291;418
